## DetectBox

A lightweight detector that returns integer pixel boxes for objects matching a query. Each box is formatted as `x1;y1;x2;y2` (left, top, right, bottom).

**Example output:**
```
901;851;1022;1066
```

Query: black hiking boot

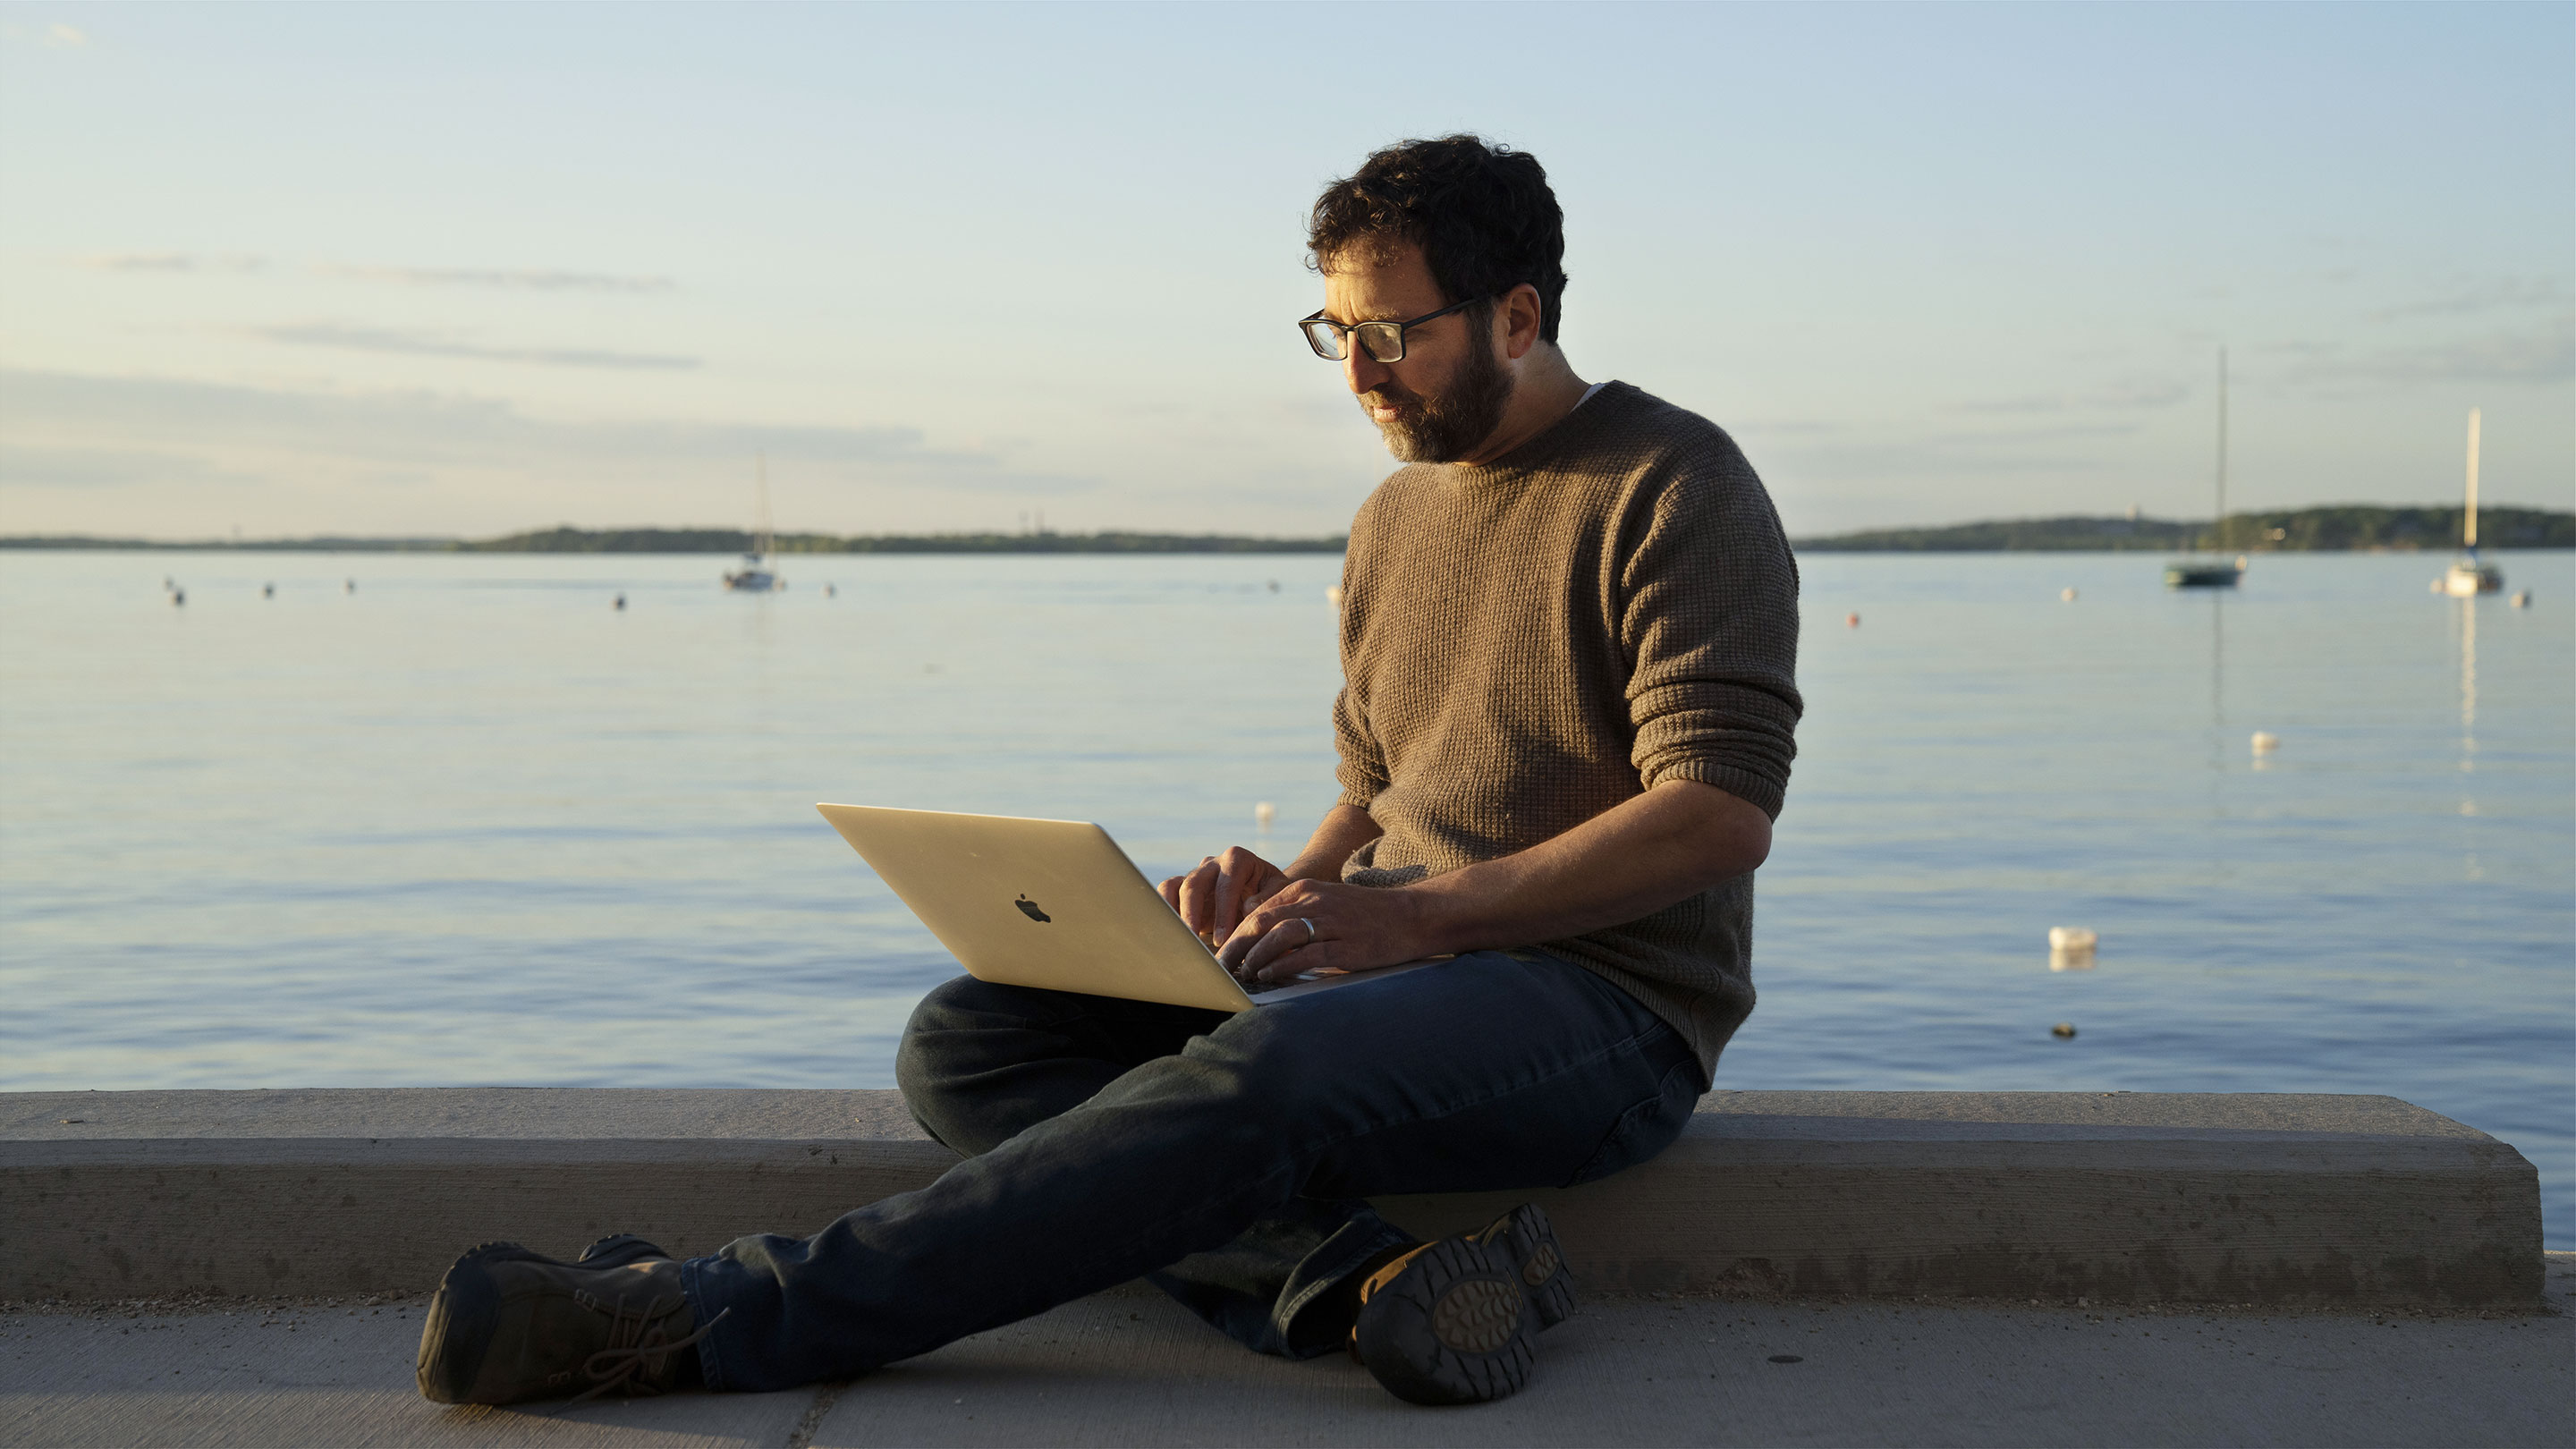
415;1237;721;1405
1469;1201;1574;1330
1350;1202;1573;1406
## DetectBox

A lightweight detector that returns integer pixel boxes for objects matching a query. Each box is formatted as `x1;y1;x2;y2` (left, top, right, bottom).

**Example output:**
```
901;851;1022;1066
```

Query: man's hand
1158;846;1290;949
1216;877;1435;984
1212;780;1771;986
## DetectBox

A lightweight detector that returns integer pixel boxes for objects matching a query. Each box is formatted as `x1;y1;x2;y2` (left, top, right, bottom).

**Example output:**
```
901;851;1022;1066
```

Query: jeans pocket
1561;1055;1702;1189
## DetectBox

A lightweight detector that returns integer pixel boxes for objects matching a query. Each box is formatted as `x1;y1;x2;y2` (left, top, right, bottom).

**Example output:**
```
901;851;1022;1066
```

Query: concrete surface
2;1256;2567;1447
2;1089;2542;1307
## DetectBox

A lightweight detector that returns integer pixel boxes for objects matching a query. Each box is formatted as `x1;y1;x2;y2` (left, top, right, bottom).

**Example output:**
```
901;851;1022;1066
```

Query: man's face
1319;241;1513;463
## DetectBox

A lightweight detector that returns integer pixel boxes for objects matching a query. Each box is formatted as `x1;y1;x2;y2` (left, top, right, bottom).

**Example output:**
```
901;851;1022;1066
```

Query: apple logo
1014;894;1051;923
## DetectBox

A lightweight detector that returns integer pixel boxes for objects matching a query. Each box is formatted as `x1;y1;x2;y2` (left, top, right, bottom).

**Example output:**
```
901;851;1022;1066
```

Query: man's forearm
1401;779;1770;954
1284;802;1383;883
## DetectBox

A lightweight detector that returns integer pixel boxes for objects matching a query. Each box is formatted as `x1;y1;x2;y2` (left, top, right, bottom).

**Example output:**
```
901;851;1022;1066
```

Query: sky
1;1;2569;541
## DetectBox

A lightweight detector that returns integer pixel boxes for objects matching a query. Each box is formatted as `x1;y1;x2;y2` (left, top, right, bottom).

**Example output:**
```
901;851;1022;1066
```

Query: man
415;134;1801;1410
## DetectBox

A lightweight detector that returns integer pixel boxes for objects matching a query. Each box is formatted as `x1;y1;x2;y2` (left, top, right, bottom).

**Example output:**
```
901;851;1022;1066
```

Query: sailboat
723;453;784;593
2439;409;2503;597
2165;348;2246;589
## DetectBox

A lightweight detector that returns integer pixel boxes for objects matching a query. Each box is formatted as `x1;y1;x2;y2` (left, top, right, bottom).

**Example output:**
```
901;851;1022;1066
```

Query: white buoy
1253;801;1276;833
2511;590;2530;608
2061;587;2078;602
2048;927;2097;970
2250;731;2278;754
1325;586;1343;607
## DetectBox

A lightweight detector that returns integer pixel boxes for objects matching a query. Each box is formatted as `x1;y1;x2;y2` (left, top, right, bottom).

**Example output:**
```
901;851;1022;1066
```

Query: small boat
724;453;785;593
2439;410;2503;597
2165;558;2245;589
2166;348;2242;589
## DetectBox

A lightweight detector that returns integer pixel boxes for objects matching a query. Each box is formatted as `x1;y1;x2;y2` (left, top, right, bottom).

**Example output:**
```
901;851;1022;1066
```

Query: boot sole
1354;1237;1535;1406
415;1241;547;1404
1483;1202;1574;1329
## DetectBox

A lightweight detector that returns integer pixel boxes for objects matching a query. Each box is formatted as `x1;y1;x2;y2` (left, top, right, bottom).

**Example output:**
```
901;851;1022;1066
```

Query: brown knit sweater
1332;380;1802;1080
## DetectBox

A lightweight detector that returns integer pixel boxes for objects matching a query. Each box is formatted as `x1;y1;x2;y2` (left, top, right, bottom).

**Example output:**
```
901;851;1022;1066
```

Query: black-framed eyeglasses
1299;295;1490;363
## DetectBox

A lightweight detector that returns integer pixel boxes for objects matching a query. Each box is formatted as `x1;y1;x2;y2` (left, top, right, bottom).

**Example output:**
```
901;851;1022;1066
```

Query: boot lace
565;1298;730;1403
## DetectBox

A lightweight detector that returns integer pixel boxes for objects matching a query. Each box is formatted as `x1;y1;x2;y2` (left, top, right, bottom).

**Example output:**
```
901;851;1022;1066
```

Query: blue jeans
680;950;1705;1392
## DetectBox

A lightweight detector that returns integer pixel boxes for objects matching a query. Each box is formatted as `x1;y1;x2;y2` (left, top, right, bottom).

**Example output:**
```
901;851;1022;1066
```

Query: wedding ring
1300;918;1318;943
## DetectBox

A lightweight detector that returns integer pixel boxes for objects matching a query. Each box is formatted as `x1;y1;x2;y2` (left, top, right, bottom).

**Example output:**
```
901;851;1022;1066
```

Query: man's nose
1343;346;1391;396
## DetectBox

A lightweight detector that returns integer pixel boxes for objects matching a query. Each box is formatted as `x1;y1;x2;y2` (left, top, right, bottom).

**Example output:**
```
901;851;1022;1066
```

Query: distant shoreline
3;505;2568;554
1792;505;2571;553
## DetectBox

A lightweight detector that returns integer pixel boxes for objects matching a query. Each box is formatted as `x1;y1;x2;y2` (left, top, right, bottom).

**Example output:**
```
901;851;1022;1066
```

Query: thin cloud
1733;419;1847;437
45;22;86;47
78;252;270;275
1948;396;2065;416
2094;379;2190;409
251;324;699;371
0;443;255;490
1947;380;2189;415
65;254;674;292
0;368;1099;496
313;265;676;293
1767;420;2147;483
2371;277;2568;319
2271;318;2575;387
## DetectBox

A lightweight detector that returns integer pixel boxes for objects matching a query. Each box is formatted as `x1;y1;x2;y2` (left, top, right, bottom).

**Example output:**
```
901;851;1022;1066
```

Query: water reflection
2459;595;2478;818
2207;590;2233;785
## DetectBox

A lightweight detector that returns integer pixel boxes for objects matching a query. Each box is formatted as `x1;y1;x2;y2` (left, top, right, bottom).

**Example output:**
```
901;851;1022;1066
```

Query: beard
1360;324;1513;463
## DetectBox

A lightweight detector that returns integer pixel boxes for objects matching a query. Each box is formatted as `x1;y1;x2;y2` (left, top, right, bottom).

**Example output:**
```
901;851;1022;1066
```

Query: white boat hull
2442;563;2502;597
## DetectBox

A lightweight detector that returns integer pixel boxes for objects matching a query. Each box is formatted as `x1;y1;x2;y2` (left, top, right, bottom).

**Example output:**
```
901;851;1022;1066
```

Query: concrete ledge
0;1089;2542;1309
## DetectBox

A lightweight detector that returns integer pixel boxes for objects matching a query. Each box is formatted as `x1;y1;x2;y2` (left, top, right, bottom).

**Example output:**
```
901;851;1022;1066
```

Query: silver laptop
816;804;1440;1012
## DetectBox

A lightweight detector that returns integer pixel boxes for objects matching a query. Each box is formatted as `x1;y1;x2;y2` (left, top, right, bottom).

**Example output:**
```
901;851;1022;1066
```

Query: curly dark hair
1307;134;1569;345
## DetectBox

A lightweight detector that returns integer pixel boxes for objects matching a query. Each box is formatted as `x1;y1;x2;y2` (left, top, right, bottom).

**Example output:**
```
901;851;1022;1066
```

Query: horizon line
3;502;2569;554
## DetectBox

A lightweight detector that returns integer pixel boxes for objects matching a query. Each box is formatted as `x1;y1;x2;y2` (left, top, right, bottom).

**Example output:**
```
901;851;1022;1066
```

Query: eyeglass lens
1303;319;1411;363
1352;323;1405;363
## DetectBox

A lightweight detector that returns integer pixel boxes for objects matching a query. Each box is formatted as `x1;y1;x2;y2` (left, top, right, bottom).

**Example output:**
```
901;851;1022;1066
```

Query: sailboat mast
2214;348;2229;553
2463;408;2481;551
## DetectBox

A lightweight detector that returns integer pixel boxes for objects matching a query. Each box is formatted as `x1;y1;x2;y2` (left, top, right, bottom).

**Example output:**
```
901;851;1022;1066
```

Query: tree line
6;504;2566;554
1792;505;2572;553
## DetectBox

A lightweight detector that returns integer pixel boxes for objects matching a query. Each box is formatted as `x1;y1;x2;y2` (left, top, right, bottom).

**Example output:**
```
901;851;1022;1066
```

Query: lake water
3;548;2570;1246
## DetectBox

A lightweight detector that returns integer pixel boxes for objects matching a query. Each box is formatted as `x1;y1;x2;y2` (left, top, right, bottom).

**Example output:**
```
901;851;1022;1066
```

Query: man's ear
1500;283;1545;360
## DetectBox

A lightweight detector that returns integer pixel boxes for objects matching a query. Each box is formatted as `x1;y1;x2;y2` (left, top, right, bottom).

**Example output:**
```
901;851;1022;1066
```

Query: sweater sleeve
1618;446;1804;818
1329;532;1391;811
1331;686;1389;810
